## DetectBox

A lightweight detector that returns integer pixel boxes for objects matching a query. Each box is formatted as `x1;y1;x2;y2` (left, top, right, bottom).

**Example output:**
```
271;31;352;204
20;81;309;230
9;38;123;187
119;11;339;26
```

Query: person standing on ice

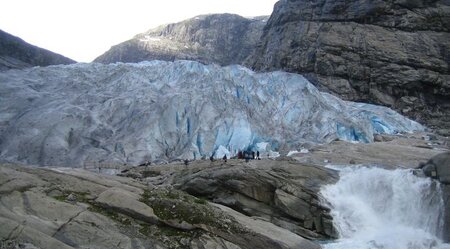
257;151;260;160
223;154;227;163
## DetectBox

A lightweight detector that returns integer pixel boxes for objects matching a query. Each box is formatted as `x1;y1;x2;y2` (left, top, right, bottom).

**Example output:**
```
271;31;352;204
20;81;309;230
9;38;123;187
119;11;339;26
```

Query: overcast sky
0;0;278;62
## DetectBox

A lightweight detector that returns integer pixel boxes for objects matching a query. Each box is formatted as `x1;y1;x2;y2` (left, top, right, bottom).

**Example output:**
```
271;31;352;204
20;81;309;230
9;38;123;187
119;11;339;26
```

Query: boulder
433;152;450;184
420;152;450;183
420;152;450;242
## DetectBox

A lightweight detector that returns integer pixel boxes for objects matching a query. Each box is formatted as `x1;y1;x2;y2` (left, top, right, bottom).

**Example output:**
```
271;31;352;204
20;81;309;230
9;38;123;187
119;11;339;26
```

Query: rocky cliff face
0;29;75;71
94;14;268;66
247;0;450;135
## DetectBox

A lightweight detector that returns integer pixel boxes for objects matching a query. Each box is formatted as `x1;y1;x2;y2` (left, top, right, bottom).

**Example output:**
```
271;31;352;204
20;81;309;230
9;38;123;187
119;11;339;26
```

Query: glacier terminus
0;60;423;166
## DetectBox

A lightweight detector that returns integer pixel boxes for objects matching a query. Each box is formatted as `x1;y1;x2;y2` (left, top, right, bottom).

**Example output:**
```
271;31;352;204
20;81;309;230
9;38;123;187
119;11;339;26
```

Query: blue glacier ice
0;60;424;166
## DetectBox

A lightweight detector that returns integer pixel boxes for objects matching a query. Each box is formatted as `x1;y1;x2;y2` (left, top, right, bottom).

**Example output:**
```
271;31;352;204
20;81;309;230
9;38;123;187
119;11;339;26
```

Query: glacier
0;60;423;166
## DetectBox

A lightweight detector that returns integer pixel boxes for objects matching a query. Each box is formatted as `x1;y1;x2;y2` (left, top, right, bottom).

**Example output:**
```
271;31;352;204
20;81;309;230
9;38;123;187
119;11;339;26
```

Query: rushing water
320;166;450;249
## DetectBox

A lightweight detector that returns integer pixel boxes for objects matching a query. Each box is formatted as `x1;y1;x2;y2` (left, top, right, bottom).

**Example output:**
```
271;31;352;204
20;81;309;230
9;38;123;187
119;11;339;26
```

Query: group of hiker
140;149;265;167
171;148;265;167
237;150;261;161
208;150;261;163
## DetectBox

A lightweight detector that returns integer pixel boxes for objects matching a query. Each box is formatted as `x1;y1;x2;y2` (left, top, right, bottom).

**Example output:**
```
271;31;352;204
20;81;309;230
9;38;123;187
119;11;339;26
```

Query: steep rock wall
247;0;450;134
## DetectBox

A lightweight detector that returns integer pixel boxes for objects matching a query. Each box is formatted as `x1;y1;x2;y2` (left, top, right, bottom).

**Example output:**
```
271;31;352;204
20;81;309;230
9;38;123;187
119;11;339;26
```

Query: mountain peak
94;14;268;65
0;29;76;71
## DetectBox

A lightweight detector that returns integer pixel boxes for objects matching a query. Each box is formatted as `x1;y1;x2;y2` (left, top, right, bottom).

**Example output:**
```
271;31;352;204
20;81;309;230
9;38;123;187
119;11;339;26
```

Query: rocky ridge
0;161;323;249
94;14;268;66
247;0;450;135
135;159;339;240
0;29;75;71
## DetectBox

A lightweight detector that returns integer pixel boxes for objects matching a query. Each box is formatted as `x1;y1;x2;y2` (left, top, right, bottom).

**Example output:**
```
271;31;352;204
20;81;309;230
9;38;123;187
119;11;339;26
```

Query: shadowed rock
420;152;450;242
0;29;75;71
247;0;450;135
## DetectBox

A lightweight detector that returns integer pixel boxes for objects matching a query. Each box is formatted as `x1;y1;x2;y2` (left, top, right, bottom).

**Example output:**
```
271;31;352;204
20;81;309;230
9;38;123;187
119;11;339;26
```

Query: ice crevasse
0;60;423;166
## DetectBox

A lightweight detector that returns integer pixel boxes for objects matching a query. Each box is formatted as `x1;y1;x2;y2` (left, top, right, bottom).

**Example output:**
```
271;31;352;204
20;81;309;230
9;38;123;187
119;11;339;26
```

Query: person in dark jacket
223;154;227;163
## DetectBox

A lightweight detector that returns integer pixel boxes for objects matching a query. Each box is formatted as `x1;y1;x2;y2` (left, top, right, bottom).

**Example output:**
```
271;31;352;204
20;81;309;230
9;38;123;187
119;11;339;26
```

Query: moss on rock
140;188;247;234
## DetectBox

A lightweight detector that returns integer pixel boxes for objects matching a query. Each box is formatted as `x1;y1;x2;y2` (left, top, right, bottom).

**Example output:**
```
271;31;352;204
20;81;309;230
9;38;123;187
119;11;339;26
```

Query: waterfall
320;166;450;249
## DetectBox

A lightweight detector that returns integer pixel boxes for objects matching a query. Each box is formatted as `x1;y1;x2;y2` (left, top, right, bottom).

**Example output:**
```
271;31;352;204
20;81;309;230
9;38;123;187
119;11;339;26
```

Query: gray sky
0;0;278;62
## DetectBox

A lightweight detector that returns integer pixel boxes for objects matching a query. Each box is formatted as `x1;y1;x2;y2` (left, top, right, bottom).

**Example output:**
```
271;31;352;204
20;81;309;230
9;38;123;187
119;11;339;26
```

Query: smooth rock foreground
122;158;338;239
0;161;325;249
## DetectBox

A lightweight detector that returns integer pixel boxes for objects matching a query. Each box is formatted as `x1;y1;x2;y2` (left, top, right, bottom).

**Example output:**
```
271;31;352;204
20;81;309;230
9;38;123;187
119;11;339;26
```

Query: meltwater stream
321;166;450;249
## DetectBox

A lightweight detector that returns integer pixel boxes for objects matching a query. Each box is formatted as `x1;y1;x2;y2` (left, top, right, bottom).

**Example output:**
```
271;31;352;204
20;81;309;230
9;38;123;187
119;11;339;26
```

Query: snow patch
140;36;162;42
287;149;309;157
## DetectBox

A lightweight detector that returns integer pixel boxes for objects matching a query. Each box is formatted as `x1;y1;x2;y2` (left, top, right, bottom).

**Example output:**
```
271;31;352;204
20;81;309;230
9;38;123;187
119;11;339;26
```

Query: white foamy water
321;166;450;249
